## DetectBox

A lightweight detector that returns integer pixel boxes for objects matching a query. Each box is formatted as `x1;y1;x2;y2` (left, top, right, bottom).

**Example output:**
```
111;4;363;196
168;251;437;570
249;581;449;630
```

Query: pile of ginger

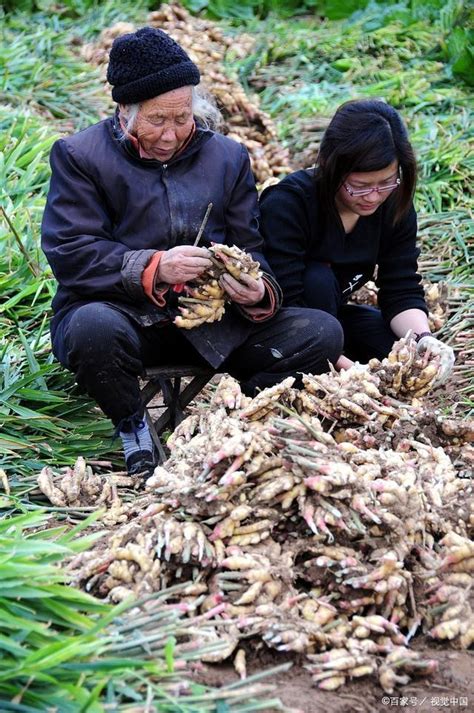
38;336;473;693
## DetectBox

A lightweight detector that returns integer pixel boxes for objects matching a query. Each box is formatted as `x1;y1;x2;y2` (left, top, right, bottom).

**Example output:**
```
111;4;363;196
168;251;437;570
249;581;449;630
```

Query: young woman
259;99;454;381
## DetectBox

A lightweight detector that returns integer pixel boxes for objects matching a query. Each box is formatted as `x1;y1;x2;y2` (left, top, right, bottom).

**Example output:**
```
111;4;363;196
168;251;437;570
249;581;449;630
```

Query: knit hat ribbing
107;27;200;104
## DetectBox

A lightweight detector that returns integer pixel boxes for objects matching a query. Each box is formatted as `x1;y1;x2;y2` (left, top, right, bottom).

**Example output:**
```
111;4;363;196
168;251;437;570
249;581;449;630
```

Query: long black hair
316;99;417;224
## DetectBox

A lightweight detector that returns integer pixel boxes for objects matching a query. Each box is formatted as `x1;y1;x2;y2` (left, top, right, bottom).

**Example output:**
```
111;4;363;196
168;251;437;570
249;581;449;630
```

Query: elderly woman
260;99;455;377
41;27;343;481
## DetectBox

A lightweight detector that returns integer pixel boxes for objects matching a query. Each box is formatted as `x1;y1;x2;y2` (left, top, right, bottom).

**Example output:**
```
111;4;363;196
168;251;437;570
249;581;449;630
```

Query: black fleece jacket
260;168;427;323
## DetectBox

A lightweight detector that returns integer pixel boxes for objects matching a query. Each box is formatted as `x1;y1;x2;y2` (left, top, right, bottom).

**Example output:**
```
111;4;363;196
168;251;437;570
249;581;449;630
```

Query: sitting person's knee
308;309;344;364
64;304;131;364
284;307;343;373
303;263;340;315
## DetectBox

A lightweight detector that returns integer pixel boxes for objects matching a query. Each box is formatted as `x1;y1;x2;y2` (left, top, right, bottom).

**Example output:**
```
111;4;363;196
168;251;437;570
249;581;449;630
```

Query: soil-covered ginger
174;244;262;329
39;338;473;692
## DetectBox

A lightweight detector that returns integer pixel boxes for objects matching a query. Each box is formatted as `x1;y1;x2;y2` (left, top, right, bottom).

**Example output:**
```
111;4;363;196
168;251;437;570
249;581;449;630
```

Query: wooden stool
140;365;216;462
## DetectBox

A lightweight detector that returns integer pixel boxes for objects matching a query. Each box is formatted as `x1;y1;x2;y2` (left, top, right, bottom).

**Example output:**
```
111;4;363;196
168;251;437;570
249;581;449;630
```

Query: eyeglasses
344;177;401;197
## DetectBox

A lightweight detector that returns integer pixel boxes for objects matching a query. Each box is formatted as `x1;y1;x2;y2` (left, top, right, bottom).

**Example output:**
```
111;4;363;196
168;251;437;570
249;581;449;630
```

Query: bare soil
197;643;473;712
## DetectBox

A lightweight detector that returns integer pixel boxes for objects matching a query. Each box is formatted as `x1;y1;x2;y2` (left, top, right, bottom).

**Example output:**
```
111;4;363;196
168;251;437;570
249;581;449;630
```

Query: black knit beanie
107;27;200;104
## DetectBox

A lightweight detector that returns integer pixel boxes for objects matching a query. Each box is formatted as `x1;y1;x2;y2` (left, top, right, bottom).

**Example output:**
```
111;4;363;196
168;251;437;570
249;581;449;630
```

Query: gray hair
191;86;223;130
119;85;223;135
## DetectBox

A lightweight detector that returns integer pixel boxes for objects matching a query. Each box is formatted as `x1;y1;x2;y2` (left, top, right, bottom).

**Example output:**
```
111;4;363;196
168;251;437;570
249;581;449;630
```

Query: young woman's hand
220;272;266;306
416;335;455;385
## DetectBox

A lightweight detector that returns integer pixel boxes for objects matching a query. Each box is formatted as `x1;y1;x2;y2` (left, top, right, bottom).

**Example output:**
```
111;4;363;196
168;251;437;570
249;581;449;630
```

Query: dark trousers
303;262;396;362
53;303;343;428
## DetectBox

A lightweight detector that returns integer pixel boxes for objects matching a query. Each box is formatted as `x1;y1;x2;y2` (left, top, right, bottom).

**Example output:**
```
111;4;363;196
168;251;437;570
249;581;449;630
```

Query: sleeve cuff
238;276;278;322
141;251;168;307
381;300;429;324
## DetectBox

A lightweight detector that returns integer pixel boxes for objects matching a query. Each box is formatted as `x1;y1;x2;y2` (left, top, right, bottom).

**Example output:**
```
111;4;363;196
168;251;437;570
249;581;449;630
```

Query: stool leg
170;378;183;430
159;378;174;406
177;373;214;416
141;369;215;462
151;373;212;434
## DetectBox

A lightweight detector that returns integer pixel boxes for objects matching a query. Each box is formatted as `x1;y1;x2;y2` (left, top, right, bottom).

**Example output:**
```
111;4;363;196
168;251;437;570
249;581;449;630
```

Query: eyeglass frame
343;176;401;198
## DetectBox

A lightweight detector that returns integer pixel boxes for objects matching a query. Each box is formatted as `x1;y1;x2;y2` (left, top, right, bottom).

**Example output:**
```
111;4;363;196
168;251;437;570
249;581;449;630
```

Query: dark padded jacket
41;116;281;368
259;168;427;323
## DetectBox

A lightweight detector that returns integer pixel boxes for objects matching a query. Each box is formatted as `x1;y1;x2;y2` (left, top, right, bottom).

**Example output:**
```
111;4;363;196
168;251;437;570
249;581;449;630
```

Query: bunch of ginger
174;244;262;329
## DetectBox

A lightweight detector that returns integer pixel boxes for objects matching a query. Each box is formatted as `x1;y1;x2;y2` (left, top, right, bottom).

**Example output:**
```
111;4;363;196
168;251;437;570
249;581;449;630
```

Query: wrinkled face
127;86;194;162
336;160;399;216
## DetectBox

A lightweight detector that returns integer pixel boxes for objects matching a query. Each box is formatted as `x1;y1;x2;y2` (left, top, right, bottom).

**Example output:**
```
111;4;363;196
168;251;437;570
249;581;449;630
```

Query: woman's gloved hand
416;334;455;385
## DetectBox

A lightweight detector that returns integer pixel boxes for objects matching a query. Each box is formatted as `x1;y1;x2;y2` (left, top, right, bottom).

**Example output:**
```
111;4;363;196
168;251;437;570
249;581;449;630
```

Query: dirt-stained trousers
52;303;344;431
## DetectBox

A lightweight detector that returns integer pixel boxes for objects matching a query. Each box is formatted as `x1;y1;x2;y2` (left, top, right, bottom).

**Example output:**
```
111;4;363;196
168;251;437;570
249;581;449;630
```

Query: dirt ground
197;643;473;712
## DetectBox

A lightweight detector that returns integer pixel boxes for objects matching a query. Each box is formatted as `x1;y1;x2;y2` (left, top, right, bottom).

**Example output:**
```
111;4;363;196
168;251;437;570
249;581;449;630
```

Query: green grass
0;510;171;710
0;0;472;703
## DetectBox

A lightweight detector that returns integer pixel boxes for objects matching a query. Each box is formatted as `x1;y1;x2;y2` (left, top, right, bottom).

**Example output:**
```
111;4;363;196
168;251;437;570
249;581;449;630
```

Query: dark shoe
126;450;156;485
